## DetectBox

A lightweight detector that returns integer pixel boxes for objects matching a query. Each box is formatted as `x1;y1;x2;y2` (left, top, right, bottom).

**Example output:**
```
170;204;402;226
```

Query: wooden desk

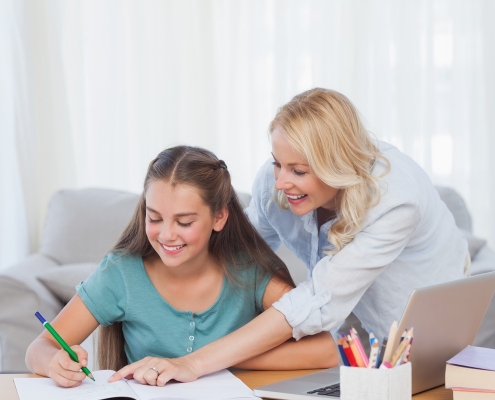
0;370;453;400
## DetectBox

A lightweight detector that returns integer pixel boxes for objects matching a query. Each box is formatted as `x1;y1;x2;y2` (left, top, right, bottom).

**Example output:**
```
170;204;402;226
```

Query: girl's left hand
108;356;199;386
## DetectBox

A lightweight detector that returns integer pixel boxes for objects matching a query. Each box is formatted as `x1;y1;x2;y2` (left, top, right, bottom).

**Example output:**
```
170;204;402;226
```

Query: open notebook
254;271;495;399
14;369;260;400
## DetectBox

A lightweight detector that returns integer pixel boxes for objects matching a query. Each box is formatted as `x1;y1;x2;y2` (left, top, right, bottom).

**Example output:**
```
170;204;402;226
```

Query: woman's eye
271;161;281;168
148;217;161;223
293;170;306;176
178;221;193;227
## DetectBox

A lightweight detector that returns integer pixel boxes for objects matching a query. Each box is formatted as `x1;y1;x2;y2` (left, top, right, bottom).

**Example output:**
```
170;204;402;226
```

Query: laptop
254;271;495;399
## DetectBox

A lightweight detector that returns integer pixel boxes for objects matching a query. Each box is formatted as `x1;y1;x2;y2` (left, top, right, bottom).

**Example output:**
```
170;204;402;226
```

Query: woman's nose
274;168;292;191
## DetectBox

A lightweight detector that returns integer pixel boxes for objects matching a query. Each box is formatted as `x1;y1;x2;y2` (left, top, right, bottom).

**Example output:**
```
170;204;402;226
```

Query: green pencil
35;311;95;381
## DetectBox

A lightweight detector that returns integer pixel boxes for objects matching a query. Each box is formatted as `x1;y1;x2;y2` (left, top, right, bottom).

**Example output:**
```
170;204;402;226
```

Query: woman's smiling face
271;126;339;216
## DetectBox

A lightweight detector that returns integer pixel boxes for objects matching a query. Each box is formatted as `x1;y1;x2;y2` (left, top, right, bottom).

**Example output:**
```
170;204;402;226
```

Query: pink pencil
350;327;369;367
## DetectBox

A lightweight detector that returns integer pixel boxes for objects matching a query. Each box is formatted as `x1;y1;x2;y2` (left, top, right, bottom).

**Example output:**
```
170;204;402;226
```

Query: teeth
162;244;185;251
287;194;306;200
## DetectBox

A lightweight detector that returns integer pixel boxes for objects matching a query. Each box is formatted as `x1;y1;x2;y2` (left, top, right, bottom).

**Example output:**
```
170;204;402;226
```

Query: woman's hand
108;356;199;386
48;345;89;388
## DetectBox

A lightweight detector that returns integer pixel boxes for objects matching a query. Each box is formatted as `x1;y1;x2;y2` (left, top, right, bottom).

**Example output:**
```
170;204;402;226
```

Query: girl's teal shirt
77;252;270;363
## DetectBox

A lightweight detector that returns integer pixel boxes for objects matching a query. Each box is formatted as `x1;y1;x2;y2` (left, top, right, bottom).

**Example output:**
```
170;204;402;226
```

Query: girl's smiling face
271;126;340;216
145;180;228;271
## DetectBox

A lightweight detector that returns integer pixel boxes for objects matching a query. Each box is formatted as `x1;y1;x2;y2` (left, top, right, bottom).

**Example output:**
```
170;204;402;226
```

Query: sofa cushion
39;188;139;265
435;186;473;232
0;254;62;372
37;263;97;303
461;229;487;260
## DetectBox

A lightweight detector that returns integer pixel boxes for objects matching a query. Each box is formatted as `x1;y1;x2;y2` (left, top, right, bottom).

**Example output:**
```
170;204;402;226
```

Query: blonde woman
110;89;467;385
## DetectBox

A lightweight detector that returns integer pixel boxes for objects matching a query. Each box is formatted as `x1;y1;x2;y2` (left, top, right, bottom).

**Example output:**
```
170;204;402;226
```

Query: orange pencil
347;334;365;367
342;335;358;367
350;327;369;367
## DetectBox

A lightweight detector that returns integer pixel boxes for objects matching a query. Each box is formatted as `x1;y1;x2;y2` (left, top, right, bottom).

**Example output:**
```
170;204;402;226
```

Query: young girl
25;145;338;388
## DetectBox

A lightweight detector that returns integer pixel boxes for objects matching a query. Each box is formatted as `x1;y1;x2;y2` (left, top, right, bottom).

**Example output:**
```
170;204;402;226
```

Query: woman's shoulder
375;141;438;204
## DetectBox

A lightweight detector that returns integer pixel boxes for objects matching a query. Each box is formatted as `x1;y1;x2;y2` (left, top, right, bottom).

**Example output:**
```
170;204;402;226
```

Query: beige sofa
0;187;494;372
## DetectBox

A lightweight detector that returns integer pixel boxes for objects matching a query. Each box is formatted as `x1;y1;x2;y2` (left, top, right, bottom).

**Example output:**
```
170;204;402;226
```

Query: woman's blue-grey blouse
245;140;467;341
77;252;270;362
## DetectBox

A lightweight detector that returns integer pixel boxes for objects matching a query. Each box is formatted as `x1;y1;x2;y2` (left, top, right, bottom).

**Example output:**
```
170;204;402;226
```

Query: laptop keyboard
307;383;341;397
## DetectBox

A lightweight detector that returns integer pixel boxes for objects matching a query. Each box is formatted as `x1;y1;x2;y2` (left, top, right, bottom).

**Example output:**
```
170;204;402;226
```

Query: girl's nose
159;224;177;242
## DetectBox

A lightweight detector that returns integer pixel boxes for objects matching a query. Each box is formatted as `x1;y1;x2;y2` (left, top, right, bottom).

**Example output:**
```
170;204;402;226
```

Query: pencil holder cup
340;362;411;400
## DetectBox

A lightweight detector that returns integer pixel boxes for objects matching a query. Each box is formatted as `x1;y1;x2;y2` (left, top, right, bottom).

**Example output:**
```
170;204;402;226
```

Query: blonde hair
270;88;389;253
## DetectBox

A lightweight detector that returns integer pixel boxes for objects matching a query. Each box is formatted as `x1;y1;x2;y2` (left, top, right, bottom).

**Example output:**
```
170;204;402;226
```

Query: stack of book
445;345;495;399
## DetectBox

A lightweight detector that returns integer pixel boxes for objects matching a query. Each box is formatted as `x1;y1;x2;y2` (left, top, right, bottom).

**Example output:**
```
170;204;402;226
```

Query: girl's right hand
48;345;89;388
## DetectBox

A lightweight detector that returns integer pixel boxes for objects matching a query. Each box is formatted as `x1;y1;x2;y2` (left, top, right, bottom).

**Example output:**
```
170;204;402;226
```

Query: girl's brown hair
98;145;294;370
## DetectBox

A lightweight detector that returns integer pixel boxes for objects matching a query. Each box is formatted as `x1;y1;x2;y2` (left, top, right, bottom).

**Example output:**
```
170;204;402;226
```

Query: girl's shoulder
98;251;143;272
226;253;272;287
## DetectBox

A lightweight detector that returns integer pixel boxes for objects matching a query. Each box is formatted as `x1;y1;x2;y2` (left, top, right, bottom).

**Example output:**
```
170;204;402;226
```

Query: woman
110;88;467;385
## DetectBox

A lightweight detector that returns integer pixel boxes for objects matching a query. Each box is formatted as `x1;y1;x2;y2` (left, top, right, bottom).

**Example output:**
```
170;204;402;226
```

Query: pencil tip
89;374;95;381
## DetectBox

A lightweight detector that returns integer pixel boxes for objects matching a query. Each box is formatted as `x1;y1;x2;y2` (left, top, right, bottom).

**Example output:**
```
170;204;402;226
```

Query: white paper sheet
14;369;261;400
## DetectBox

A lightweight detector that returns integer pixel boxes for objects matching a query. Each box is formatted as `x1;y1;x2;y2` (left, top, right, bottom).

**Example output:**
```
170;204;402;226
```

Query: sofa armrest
471;245;495;276
0;254;63;372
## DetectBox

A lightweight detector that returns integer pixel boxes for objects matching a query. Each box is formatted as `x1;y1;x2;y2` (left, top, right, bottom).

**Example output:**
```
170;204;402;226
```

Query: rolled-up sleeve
273;203;421;340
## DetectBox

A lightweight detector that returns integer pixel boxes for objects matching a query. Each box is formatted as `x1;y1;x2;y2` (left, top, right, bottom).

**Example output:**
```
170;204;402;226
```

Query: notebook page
14;370;138;400
127;369;260;400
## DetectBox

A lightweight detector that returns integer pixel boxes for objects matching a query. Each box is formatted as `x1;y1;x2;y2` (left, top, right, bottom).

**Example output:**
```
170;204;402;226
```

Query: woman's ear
212;206;229;232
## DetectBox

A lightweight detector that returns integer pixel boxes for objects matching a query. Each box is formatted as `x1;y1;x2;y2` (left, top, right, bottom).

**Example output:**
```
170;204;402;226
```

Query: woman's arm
109;306;294;385
233;277;338;370
232;331;337;370
25;294;99;386
109;278;338;386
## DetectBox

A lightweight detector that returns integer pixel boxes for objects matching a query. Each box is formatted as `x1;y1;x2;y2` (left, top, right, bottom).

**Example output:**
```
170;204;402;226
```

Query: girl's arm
232;277;338;370
25;294;99;387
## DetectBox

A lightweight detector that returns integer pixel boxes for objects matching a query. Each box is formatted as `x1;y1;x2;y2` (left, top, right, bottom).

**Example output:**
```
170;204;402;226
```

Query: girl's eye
293;170;306;176
148;216;161;223
271;161;281;168
178;221;193;227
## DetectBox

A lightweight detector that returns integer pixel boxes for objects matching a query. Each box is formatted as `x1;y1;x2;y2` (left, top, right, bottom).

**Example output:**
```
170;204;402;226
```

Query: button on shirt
245;140;467;341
